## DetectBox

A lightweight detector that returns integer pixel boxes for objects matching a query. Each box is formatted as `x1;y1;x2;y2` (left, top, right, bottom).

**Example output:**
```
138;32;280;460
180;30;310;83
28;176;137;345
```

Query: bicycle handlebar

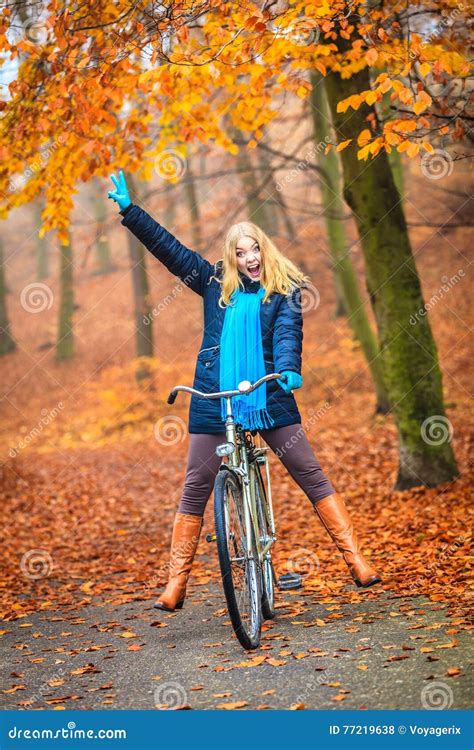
167;372;286;405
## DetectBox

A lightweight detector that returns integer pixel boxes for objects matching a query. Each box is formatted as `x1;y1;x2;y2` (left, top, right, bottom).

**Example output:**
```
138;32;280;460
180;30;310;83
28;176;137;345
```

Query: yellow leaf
357;144;371;161
413;100;428;115
369;139;382;156
365;90;378;106
422;142;434;153
234;655;267;668
385;132;401;146
395;119;417;133
77;56;90;70
216;701;249;710
379;78;392;94
315;1;330;16
414;91;432;115
365;48;378;65
336;139;352;152
138;69;155;85
357;129;371;146
407;142;420;157
399;87;413;104
337;97;352;114
348;94;362;110
397;140;411;153
419;62;430;77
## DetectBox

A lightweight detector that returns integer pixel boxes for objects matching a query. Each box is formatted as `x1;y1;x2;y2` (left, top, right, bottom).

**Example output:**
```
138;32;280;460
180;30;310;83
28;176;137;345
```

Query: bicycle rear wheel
214;468;262;650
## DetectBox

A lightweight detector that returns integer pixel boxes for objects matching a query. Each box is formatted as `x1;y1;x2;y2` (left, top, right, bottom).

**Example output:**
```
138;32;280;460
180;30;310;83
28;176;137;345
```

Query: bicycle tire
254;462;276;620
214;468;262;650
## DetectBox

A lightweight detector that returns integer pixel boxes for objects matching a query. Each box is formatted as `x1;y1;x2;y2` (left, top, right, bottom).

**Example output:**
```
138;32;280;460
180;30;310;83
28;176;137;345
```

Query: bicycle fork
218;399;259;565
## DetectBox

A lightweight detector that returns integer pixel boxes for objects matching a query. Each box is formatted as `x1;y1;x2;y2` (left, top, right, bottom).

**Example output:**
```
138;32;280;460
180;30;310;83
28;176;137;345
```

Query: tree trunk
333;274;347;317
33;197;49;279
256;146;280;234
258;144;297;241
183;161;203;252
91;177;113;275
56;233;74;361
324;57;458;489
163;182;177;230
229;126;272;234
0;236;16;356
387;148;404;197
310;72;390;413
126;174;154;376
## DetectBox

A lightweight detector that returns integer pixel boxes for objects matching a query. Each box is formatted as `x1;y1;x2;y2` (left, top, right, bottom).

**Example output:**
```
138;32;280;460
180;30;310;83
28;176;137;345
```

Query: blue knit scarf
219;286;275;430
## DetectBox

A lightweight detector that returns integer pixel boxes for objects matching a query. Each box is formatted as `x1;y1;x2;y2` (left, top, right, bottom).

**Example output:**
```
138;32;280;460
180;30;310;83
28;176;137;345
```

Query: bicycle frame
167;373;283;568
220;398;274;567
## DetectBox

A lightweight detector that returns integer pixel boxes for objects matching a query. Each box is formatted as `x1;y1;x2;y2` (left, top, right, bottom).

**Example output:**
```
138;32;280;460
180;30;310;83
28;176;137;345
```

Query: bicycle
167;373;286;649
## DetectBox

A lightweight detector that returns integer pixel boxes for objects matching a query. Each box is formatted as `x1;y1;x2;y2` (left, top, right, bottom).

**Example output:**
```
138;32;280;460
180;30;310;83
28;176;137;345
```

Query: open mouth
247;263;261;278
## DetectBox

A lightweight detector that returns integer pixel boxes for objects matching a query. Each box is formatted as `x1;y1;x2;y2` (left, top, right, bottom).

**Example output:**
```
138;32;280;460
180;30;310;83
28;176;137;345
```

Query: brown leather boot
153;512;204;611
313;494;381;588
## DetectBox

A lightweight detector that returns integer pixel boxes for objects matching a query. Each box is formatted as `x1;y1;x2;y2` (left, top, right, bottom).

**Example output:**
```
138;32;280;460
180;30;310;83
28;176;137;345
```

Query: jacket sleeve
120;203;213;296
272;286;303;376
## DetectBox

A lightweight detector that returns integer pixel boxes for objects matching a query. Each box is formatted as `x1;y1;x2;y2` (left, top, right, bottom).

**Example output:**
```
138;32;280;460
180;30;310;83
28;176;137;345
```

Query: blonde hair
209;221;311;308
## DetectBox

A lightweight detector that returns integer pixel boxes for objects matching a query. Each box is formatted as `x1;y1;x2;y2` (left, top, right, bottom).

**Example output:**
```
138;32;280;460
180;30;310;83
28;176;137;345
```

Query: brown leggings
178;423;336;517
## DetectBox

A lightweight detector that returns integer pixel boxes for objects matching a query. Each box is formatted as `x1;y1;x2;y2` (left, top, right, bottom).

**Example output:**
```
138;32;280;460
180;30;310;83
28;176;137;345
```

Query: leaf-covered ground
0;162;472;709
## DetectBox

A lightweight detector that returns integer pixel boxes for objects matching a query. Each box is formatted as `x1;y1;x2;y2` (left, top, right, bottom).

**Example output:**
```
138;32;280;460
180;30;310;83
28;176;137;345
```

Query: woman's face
235;235;262;280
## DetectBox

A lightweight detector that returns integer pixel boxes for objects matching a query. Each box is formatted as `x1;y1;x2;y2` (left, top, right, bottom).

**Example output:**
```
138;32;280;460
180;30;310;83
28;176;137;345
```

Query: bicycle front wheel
254;462;276;620
214;468;262;650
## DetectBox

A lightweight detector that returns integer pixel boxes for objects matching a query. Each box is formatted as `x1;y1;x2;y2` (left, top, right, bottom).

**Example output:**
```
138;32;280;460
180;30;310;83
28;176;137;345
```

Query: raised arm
108;171;214;297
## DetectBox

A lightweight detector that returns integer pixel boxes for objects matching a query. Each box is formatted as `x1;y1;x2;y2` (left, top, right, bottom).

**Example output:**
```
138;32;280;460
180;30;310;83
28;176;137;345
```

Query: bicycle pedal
205;533;217;543
277;572;303;590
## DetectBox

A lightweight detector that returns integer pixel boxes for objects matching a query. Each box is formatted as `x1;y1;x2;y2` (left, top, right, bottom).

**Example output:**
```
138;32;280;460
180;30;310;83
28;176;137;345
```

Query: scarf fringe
221;395;275;431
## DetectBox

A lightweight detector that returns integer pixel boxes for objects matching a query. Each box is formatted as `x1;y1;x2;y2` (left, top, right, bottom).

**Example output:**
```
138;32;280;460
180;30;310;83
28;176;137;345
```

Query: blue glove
277;370;302;394
108;169;131;211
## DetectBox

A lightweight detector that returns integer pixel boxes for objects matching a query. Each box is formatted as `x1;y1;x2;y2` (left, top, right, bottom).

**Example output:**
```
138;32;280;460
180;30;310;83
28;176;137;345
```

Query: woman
108;170;381;612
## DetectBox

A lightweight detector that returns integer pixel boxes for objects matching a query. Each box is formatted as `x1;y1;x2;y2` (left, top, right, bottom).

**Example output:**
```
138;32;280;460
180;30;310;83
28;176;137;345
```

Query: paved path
1;585;470;711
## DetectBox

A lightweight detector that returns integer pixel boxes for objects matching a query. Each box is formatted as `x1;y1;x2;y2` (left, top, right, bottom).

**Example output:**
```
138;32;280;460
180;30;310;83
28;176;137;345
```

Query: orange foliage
0;0;470;238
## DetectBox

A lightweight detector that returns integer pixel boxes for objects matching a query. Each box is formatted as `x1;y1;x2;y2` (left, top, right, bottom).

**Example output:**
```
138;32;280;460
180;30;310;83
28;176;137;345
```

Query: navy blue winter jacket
120;203;303;434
